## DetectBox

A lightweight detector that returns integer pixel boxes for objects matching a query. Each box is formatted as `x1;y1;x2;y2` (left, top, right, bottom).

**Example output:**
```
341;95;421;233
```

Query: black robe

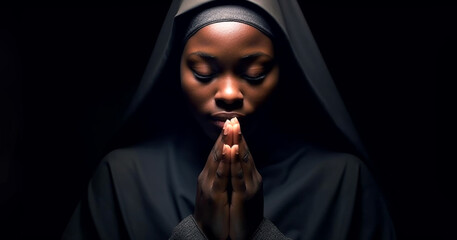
62;1;396;239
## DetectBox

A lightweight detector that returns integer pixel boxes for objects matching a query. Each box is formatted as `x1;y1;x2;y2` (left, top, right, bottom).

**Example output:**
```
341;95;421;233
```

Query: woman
63;1;396;239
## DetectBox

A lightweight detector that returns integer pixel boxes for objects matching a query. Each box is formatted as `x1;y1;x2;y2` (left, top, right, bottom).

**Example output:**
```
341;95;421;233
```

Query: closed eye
240;62;274;84
186;52;220;83
192;71;216;83
238;53;275;84
241;72;267;82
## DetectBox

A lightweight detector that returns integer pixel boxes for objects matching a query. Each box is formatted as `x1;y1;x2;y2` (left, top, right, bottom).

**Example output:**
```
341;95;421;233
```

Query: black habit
62;1;396;239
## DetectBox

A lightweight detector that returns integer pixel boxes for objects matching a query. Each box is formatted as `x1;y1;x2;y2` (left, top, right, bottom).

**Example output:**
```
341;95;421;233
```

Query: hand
194;120;233;239
229;118;264;240
194;118;263;240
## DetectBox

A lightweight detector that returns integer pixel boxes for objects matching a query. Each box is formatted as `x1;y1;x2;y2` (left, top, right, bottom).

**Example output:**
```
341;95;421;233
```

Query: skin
181;22;279;140
180;22;279;240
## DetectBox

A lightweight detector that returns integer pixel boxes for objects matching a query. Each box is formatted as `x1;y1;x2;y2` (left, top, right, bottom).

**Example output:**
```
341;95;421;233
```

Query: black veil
109;0;369;165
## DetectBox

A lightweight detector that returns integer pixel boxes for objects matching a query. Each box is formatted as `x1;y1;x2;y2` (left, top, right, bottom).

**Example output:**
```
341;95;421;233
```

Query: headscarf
183;4;274;43
110;0;369;165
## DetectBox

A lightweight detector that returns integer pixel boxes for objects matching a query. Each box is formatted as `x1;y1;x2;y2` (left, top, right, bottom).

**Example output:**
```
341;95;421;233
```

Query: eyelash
242;73;267;82
192;70;267;83
192;71;215;83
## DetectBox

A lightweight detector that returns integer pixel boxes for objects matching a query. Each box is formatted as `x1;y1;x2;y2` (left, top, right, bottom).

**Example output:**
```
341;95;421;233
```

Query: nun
63;1;396;239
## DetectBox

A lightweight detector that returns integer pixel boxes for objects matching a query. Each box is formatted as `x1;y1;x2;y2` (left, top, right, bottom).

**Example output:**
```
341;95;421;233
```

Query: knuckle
216;170;226;178
238;181;247;191
202;183;213;196
221;151;227;160
210;182;219;192
197;172;205;184
245;182;261;196
208;189;218;200
242;152;249;163
236;169;243;179
210;179;221;191
247;185;261;197
257;174;263;184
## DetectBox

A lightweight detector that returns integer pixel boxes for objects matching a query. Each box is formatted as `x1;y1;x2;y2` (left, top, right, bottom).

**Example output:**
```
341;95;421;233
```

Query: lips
211;112;245;128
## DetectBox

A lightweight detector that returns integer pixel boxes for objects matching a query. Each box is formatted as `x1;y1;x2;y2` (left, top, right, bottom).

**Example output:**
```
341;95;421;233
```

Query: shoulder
88;137;176;190
88;136;176;197
294;145;376;187
300;145;366;171
100;136;173;170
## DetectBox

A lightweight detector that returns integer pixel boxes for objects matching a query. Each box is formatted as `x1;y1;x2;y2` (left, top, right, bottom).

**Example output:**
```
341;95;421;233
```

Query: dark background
1;4;450;240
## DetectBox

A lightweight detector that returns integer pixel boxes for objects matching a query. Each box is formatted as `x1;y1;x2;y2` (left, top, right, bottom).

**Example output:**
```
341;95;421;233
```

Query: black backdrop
1;4;450;240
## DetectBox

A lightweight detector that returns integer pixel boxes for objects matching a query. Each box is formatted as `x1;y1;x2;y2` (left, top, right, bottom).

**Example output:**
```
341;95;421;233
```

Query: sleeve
169;215;207;240
61;158;129;240
250;218;292;240
169;215;292;240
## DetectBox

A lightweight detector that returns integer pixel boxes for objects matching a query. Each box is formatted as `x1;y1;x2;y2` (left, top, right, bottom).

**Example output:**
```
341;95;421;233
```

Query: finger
213;144;231;191
238;132;255;166
231;117;239;125
223;120;233;146
203;123;226;176
230;145;246;192
237;135;258;187
231;118;241;145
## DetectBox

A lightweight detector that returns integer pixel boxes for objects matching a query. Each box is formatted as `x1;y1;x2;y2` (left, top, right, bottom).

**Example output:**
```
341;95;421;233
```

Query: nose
215;76;243;111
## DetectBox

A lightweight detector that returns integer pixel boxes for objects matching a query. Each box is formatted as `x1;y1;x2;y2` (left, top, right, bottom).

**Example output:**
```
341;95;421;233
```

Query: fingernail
234;124;241;135
224;121;230;135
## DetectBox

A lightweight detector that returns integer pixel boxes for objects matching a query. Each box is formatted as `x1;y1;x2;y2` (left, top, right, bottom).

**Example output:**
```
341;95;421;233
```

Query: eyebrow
188;52;216;61
240;52;273;60
187;52;273;60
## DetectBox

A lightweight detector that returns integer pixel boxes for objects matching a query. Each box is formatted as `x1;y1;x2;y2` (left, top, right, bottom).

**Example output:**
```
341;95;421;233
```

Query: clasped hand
194;118;263;240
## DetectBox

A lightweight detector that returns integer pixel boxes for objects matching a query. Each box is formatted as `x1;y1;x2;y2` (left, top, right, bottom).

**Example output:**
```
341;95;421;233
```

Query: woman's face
181;22;279;139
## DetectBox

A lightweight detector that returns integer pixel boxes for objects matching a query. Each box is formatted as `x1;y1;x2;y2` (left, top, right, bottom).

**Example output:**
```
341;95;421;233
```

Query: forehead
183;22;274;56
